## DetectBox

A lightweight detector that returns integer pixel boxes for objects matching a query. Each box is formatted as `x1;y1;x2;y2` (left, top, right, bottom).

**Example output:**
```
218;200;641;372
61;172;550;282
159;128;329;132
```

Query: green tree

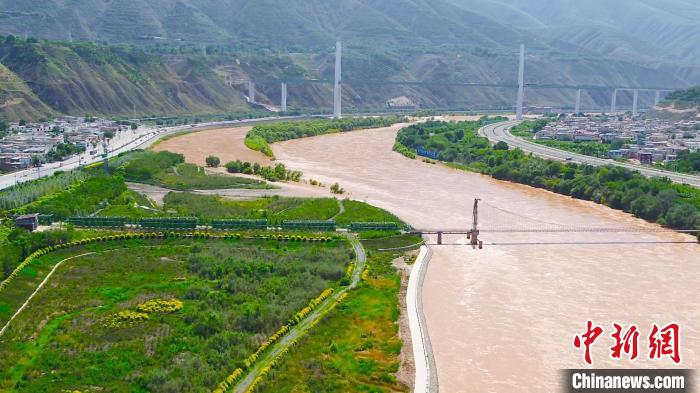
205;155;221;168
493;141;509;150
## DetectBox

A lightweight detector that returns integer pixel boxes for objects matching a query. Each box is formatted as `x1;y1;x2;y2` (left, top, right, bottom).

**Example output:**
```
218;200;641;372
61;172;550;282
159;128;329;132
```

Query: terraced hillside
0;38;247;121
0;1;697;119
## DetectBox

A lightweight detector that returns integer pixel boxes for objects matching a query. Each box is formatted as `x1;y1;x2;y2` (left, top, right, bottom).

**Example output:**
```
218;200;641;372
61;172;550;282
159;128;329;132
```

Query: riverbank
272;122;700;392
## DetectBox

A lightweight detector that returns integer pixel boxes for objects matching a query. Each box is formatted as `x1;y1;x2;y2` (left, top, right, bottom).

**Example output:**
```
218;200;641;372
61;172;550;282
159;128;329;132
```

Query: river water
272;123;700;392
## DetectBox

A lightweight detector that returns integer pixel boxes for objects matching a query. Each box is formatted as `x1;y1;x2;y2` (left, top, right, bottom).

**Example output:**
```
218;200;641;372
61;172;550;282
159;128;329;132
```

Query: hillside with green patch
0;63;54;121
0;37;248;120
0;1;697;120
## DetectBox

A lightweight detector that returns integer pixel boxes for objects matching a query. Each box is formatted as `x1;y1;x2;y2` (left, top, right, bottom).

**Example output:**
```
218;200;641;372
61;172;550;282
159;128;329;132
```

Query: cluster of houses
0;117;122;171
533;116;700;165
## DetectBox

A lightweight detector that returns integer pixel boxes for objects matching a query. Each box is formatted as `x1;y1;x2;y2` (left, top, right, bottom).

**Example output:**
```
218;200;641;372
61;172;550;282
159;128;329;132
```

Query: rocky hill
0;1;698;120
651;86;700;119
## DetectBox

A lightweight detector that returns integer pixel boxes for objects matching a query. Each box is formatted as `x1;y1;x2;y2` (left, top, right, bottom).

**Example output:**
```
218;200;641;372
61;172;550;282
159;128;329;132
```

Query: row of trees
0;171;87;210
224;160;302;182
397;121;700;233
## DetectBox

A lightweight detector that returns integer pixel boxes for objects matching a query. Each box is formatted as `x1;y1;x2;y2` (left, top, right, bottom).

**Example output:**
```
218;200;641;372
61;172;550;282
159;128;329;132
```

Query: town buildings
533;116;700;164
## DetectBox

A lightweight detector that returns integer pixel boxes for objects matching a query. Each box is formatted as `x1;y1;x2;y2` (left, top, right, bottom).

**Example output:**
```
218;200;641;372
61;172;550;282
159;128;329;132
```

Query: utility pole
516;44;525;120
333;41;342;119
102;138;109;174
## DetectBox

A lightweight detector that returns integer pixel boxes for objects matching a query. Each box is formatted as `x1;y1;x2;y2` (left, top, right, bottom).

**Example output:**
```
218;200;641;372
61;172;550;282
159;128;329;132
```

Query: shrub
205;155;221;168
330;183;345;194
104;310;149;328
136;299;183;313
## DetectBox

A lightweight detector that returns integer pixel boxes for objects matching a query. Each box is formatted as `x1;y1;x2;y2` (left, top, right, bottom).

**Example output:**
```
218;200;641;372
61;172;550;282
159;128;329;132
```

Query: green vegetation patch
163;194;340;222
663;86;700;108
257;251;409;393
246;117;403;158
154;163;269;190
335;200;403;226
0;237;352;392
0;171;88;211
16;175;127;219
119;150;266;190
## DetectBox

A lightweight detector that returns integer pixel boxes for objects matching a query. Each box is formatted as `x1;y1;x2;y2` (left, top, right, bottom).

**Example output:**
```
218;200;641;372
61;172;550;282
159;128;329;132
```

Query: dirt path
127;181;328;207
233;234;366;393
0;253;96;338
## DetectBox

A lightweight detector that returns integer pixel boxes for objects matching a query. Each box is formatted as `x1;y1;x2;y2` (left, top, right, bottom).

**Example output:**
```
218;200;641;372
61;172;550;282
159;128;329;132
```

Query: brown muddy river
271;123;700;392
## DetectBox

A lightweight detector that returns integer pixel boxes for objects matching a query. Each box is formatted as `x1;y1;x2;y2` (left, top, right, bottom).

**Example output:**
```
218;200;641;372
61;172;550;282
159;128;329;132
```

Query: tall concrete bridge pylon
333;41;342;119
281;82;288;112
516;44;525;120
575;89;582;114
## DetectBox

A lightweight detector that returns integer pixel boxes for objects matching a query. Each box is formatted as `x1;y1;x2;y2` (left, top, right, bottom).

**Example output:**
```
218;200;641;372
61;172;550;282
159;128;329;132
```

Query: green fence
38;214;54;225
67;216;128;228
348;222;399;231
212;219;268;230
139;217;198;230
280;220;336;231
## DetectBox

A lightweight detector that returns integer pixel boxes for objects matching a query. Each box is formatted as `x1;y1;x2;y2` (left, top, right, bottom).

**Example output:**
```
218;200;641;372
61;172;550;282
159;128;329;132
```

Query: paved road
480;120;700;188
233;234;366;392
0;116;308;191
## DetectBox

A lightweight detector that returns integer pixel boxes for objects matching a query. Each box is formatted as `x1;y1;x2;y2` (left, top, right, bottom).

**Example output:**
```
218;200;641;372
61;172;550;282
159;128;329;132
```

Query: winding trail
232;234;366;393
0;252;95;338
330;199;345;220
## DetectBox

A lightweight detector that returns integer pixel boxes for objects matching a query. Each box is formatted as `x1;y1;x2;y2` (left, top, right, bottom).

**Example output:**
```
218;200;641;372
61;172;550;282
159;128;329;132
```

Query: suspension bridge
410;199;700;248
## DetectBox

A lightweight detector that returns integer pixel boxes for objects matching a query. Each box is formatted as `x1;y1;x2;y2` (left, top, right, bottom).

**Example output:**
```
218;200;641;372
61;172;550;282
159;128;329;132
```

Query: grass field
257;251;410;392
153;163;269;191
335;200;404;226
0;237;353;392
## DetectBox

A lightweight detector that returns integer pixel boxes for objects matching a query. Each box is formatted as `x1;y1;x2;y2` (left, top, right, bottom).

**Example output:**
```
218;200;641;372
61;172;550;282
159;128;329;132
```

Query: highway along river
272;122;700;392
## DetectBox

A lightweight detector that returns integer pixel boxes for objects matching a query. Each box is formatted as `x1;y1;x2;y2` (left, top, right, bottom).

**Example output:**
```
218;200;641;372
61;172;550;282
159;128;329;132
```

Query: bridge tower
516;44;525;120
466;198;483;249
248;81;256;104
281;82;288;112
333;41;343;119
575;89;582;114
610;89;618;114
632;89;639;116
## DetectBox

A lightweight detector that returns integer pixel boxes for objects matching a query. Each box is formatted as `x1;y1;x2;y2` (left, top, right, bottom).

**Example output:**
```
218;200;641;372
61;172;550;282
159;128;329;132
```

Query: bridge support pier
654;90;661;107
248;81;256;104
281;82;287;112
632;89;639;116
437;231;442;245
333;41;342;119
575;89;581;114
611;88;618;114
516;44;525;120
